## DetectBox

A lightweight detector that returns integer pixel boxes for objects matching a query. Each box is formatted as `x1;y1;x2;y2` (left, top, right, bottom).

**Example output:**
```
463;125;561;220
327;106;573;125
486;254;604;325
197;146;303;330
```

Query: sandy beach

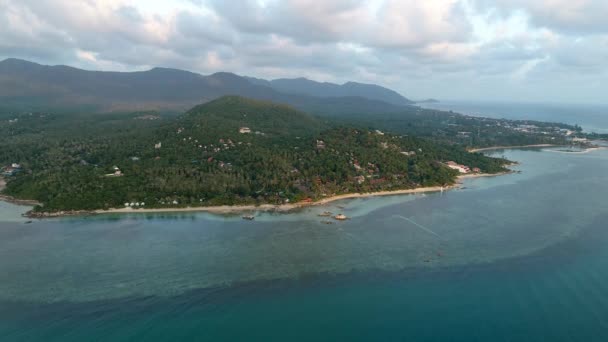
4;170;510;218
545;146;606;154
94;172;513;216
95;184;462;216
469;144;556;153
456;171;515;179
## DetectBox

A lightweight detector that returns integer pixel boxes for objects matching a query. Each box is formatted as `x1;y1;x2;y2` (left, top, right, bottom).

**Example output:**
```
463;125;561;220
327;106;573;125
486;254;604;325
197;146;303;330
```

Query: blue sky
1;0;606;103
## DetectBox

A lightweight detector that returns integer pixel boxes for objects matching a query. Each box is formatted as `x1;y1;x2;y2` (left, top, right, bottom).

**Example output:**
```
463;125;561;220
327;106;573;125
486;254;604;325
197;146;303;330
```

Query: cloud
475;0;608;35
0;0;606;103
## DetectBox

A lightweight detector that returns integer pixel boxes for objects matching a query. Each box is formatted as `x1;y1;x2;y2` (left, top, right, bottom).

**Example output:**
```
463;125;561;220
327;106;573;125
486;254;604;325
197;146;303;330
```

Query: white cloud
0;0;606;103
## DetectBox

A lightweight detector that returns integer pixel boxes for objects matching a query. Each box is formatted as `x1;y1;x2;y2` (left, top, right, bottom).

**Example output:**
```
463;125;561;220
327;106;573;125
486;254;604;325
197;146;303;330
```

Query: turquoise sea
1;103;608;341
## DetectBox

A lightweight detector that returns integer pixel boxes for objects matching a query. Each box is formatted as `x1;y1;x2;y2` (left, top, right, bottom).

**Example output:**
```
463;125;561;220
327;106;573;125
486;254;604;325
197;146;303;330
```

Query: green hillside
0;96;508;213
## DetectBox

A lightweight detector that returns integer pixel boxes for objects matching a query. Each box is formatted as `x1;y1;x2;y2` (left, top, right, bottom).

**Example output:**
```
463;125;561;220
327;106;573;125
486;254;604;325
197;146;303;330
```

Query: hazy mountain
415;98;440;104
245;76;412;106
0;58;412;114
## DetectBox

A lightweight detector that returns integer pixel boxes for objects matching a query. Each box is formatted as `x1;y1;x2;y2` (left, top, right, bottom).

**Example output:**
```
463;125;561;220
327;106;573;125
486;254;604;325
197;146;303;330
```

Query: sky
0;0;606;103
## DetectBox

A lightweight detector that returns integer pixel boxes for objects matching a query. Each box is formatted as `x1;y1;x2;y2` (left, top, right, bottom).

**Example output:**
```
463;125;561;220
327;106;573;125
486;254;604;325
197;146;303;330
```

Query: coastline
89;172;514;217
4;156;519;219
0;177;42;207
545;146;606;154
92;184;458;216
5;170;516;219
469;144;556;153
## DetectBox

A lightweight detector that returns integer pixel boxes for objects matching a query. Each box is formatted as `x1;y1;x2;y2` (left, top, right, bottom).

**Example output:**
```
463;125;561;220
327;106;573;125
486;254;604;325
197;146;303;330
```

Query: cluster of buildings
2;163;22;176
124;202;145;208
349;159;383;184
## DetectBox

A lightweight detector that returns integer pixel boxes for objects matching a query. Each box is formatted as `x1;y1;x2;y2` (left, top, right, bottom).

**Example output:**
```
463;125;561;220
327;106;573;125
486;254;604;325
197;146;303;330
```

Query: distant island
415;99;440;104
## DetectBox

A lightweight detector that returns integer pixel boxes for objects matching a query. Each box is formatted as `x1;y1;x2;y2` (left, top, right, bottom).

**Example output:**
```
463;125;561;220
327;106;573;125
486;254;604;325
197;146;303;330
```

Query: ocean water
420;101;608;134
1;146;608;341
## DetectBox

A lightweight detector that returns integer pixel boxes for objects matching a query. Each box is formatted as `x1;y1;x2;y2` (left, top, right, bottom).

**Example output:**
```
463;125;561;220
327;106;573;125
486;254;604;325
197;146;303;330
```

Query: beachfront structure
446;161;470;174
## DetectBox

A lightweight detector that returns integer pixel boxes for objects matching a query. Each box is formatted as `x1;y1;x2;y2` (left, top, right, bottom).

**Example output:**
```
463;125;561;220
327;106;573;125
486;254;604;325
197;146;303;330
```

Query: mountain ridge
0;58;413;114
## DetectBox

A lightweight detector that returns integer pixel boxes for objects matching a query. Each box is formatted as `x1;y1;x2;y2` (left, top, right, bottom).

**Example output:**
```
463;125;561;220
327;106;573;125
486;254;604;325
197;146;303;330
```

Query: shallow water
1;147;608;341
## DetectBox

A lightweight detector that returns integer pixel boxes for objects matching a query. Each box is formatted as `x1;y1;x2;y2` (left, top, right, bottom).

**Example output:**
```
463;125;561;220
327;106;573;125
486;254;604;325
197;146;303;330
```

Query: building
446;161;471;174
354;176;366;184
3;163;22;176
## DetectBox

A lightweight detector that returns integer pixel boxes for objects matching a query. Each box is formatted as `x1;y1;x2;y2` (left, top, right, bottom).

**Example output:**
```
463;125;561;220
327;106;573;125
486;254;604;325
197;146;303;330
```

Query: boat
334;214;349;221
318;211;333;217
321;220;334;225
242;215;255;221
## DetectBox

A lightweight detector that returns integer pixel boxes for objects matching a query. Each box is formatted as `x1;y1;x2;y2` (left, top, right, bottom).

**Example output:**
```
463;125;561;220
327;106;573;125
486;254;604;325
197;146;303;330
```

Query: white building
446;161;470;174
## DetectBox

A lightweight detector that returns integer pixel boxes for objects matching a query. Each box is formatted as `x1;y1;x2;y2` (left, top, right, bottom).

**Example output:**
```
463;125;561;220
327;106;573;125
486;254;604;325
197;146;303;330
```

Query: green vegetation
1;96;509;212
311;106;580;149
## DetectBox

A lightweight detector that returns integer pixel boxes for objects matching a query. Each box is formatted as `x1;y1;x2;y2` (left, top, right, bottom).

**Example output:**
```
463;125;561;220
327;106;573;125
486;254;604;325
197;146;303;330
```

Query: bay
1;146;607;341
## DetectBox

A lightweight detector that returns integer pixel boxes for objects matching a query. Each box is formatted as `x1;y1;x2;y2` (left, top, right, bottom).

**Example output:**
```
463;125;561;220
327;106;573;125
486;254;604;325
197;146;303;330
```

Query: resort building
446;161;471;174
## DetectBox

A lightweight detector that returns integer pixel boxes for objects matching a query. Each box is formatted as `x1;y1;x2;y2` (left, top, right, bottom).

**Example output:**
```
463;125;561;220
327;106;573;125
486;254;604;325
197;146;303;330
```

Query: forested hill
0;58;411;115
0;96;507;213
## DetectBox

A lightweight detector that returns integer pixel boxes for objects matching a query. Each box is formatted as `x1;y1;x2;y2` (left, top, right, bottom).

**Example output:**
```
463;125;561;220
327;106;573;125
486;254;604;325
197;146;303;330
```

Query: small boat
321;220;334;225
318;211;333;217
242;215;255;221
24;220;32;224
334;214;349;221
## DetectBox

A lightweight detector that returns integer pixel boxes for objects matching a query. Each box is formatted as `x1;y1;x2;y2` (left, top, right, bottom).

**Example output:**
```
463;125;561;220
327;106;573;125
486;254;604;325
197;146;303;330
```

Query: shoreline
545;146;606;154
68;172;512;217
469;144;556;153
92;184;458;216
4;165;517;219
0;177;42;207
7;171;515;219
